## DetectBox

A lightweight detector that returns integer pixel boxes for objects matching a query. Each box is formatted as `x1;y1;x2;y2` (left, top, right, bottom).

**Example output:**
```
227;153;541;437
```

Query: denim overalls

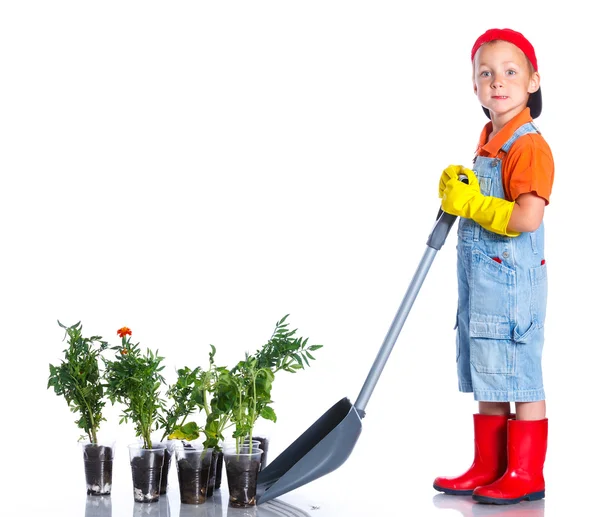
455;122;547;402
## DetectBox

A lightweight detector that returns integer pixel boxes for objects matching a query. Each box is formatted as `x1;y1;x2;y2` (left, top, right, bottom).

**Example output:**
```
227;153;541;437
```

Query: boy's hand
439;165;479;198
441;178;480;216
442;177;520;237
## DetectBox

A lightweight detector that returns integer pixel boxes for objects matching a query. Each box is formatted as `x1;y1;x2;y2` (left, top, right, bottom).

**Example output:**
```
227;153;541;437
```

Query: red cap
471;28;538;70
471;28;542;119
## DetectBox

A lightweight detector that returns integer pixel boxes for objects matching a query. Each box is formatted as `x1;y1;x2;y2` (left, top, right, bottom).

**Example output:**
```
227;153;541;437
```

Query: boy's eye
480;71;491;77
507;70;516;76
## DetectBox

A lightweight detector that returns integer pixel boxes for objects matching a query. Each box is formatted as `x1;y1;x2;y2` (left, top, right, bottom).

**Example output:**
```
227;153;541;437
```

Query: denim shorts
455;224;547;402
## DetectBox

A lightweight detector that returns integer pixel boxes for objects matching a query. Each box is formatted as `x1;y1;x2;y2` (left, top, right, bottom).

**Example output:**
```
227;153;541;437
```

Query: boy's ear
473;81;478;95
528;71;541;94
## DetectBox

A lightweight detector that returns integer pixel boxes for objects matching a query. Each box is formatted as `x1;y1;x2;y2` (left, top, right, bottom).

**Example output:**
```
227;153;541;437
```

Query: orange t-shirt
475;108;554;205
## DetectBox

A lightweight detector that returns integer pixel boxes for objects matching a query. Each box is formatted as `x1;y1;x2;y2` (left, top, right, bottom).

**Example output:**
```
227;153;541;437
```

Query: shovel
256;196;464;505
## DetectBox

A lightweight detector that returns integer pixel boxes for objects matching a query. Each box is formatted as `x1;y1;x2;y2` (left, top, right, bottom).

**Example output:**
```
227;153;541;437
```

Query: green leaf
260;406;277;422
168;421;200;441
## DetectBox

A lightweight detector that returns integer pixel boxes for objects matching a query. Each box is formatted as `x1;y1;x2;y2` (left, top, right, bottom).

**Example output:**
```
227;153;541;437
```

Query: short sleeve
502;133;554;205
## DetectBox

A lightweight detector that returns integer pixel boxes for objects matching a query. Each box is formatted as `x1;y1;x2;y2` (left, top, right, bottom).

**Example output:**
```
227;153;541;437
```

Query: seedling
48;320;109;444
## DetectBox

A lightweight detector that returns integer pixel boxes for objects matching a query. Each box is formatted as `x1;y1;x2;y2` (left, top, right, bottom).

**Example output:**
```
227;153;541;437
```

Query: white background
1;2;597;516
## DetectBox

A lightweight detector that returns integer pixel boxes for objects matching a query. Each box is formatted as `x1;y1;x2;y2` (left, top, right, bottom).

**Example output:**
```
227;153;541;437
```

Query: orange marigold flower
120;348;128;355
117;327;132;338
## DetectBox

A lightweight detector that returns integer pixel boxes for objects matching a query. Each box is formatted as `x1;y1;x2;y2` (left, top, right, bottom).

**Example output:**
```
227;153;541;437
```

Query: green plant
160;346;234;450
223;314;323;452
47;320;109;443
103;327;167;449
253;314;322;372
158;365;204;442
222;355;274;453
200;345;235;450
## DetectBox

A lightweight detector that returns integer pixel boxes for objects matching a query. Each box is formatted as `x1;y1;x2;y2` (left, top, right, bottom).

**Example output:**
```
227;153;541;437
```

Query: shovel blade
256;397;362;504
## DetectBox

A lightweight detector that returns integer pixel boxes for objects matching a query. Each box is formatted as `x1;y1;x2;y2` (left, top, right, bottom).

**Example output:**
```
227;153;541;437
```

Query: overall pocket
529;262;548;327
469;249;516;374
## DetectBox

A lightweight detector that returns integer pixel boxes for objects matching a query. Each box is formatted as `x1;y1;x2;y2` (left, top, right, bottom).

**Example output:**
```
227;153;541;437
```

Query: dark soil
130;450;164;503
83;444;114;495
159;446;173;494
225;456;261;508
214;451;224;489
206;450;218;497
177;457;211;504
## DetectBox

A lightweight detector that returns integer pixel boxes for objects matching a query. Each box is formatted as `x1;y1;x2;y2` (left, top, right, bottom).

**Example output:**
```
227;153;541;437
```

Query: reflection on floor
85;492;311;517
433;494;545;517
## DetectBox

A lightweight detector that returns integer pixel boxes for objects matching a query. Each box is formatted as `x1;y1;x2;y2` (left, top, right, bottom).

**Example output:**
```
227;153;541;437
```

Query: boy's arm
508;192;545;233
441;167;520;237
440;167;547;236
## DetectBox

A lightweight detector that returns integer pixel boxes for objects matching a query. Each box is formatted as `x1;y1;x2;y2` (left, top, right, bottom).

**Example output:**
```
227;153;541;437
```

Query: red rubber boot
433;413;512;495
472;418;548;504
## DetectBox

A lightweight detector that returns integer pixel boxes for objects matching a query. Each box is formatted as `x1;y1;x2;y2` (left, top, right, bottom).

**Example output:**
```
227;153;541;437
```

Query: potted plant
167;345;235;497
173;440;214;505
157;346;233;499
103;327;168;503
157;365;204;495
158;347;235;500
222;314;322;507
249;313;323;467
47;320;114;496
196;345;236;496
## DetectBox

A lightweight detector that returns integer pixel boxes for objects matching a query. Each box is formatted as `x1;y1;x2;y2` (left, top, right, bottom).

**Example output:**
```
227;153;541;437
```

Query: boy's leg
515;400;546;420
479;401;510;416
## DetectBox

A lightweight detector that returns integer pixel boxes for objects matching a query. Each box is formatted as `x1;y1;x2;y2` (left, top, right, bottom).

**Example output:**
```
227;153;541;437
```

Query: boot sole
473;490;545;505
433;483;474;496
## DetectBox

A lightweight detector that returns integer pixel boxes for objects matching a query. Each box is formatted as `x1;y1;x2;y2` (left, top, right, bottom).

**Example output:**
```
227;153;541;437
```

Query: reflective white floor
82;491;311;517
5;437;592;517
5;401;596;517
81;492;548;517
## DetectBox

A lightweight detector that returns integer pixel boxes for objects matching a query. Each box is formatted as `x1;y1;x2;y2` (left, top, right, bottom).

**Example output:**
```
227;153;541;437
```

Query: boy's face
472;40;540;121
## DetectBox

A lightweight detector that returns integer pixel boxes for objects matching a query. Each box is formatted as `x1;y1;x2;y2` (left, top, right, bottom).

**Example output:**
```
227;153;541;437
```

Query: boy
433;28;554;505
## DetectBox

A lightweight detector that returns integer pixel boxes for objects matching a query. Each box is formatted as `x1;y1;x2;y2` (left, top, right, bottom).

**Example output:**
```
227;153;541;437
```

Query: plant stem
249;371;257;454
202;387;211;416
74;378;97;443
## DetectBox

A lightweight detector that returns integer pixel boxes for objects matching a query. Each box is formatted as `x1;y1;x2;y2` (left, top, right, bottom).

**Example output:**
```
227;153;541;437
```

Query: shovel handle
354;174;467;416
427;209;458;250
427;173;468;249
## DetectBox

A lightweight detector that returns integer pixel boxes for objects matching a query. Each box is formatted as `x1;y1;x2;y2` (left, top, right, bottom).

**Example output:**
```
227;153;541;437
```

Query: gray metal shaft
354;246;438;414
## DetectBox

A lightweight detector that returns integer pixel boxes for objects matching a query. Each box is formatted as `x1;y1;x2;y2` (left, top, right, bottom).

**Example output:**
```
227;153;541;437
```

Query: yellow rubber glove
442;175;520;237
439;165;480;198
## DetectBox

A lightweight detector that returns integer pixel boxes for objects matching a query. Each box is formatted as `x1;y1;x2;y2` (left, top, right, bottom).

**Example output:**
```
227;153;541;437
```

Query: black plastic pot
159;441;174;495
252;436;269;471
214;450;224;490
82;443;114;496
207;446;225;497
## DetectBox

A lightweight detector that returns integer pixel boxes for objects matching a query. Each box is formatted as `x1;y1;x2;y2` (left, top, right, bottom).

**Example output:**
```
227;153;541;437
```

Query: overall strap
500;122;540;154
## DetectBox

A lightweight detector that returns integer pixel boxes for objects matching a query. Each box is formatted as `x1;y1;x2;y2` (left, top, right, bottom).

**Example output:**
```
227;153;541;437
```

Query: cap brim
528;88;542;118
482;87;543;119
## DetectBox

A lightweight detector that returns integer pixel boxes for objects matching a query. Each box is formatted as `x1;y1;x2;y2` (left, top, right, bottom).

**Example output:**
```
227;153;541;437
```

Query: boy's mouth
492;96;508;99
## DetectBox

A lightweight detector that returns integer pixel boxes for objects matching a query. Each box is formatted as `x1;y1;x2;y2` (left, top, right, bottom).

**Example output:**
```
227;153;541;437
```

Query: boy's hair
471;28;542;119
